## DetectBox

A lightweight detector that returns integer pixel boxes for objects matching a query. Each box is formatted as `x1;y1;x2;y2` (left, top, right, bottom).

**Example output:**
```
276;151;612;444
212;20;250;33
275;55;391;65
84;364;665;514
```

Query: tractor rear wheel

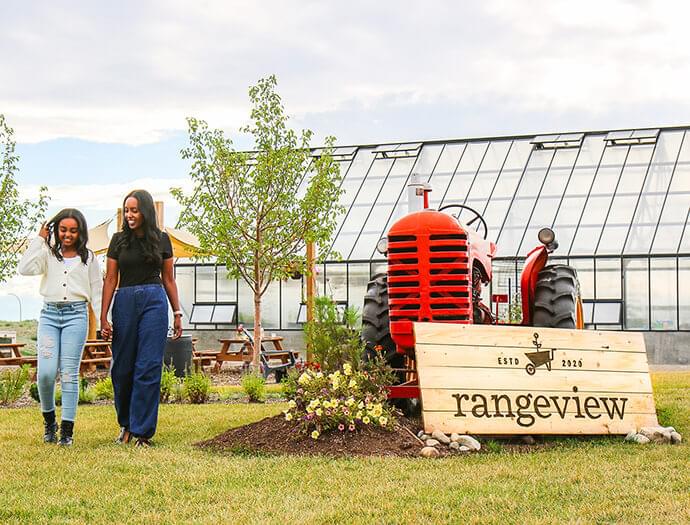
533;264;580;329
361;273;405;378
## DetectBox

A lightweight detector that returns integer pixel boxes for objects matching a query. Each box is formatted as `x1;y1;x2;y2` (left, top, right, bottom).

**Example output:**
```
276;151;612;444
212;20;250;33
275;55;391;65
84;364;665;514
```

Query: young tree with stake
172;76;344;368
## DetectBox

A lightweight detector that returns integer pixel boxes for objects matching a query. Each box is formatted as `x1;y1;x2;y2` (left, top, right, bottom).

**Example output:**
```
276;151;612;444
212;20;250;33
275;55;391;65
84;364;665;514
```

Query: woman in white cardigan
18;209;102;446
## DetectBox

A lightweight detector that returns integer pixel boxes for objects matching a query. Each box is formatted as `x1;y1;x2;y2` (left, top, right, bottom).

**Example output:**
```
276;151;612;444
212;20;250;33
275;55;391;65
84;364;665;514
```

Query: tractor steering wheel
438;204;489;240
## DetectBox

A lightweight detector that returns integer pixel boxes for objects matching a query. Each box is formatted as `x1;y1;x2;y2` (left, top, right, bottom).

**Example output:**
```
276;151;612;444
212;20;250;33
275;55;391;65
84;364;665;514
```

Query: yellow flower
306;406;314;414
287;400;296;408
357;401;364;409
311;430;320;439
346;397;355;406
316;372;324;378
348;379;357;388
343;363;352;376
315;408;323;416
362;416;371;424
298;373;311;385
379;416;388;426
284;412;293;421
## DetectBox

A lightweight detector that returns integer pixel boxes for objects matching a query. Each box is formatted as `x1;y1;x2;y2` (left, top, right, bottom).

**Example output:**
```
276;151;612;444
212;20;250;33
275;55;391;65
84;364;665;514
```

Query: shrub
183;371;211;404
29;382;40;403
92;377;114;400
160;367;178;403
0;365;30;405
241;372;266;403
78;377;96;404
305;296;364;373
283;360;396;439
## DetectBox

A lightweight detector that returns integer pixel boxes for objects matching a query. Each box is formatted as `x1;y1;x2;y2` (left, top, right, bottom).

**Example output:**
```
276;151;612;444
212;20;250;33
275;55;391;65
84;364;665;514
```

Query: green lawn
0;373;688;524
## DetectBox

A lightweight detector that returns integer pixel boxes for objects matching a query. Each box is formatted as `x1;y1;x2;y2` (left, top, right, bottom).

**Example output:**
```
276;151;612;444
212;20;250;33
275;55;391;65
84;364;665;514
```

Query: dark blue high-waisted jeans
111;284;168;439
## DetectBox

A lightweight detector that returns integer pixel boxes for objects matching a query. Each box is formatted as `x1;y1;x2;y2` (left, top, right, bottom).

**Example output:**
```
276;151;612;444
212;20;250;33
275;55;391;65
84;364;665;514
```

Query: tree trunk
252;291;262;369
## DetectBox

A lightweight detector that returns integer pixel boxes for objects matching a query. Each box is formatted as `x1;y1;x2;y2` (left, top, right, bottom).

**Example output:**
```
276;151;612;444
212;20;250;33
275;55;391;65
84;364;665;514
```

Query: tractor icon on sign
524;332;555;375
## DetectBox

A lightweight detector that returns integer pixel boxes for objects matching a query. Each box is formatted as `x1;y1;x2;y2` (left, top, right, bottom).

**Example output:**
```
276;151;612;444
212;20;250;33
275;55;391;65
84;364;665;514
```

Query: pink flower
348;424;356;432
306;413;314;420
338;424;345;431
325;410;331;416
342;408;349;415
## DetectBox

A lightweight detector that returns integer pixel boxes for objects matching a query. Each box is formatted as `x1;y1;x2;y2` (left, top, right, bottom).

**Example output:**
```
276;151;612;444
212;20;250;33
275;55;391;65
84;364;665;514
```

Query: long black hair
45;208;90;264
116;189;162;265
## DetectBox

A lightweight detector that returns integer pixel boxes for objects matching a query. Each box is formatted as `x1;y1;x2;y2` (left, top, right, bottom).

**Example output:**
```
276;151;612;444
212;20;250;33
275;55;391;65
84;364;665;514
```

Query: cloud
2;1;690;145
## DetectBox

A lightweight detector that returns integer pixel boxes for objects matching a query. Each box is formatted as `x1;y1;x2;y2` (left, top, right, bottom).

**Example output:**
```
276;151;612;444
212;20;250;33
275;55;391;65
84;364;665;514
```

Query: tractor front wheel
533;264;580;329
361;273;405;378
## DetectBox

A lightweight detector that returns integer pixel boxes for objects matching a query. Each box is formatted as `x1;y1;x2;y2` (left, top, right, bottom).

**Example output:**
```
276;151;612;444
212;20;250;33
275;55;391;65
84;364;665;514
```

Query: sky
2;0;690;320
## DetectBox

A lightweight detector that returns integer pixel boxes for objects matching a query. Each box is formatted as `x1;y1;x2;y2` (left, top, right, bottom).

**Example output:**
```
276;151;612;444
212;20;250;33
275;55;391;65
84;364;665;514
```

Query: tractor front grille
388;232;472;323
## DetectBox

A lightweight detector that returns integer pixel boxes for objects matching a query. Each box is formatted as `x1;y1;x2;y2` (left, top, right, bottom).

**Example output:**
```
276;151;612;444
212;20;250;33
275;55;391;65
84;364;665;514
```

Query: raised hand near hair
38;223;49;239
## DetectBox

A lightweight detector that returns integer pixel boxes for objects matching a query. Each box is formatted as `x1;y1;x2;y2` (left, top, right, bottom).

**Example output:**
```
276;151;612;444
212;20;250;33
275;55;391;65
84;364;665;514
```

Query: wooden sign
413;323;658;435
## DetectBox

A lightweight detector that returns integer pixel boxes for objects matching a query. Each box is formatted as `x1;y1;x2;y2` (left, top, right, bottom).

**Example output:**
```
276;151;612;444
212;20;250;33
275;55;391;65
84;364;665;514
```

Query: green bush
29;382;40;402
241;372;266;403
92;377;114;400
183;371;211;404
160;367;178;403
0;365;30;405
78;377;95;404
305;296;363;373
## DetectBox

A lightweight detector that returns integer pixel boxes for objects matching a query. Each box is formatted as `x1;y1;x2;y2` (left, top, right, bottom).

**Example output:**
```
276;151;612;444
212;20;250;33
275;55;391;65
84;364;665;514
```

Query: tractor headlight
376;237;388;254
538;228;555;245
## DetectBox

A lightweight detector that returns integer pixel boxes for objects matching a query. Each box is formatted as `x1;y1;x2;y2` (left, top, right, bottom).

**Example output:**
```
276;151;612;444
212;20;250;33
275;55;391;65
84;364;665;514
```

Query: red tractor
362;183;584;400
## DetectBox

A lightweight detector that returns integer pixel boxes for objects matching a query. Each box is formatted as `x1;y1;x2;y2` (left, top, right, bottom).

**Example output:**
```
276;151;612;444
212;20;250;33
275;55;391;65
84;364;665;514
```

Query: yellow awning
164;227;206;258
89;219;112;255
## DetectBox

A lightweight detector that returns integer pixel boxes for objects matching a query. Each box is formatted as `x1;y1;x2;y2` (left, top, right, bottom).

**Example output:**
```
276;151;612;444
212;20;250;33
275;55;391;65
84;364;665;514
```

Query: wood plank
413;322;658;435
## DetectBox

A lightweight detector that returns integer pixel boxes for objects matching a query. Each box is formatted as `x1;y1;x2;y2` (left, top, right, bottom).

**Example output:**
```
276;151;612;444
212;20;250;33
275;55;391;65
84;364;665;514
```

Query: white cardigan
18;237;103;321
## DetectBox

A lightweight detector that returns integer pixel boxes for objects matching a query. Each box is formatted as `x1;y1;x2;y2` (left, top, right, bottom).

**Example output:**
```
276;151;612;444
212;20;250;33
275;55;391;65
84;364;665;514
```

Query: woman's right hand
100;319;112;340
38;223;49;239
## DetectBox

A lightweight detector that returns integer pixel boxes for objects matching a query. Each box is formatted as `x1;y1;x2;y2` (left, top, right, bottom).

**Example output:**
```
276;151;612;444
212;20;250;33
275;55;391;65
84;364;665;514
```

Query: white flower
284;412;293;421
379;416;388;426
287;400;296;408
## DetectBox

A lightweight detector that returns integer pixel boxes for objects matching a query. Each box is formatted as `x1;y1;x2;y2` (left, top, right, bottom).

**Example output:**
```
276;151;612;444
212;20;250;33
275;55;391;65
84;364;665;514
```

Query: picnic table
80;340;112;372
0;343;36;367
196;334;298;373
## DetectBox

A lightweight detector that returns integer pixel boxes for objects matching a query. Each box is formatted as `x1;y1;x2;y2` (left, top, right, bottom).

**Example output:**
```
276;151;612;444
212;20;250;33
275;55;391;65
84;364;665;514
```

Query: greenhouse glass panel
348;263;370;312
442;142;489;205
487;140;532;199
413;144;444;179
628;132;685;254
464;141;512;202
569;258;594;299
325;263;348;301
624;259;649;330
561;135;607;198
679;258;690;330
651;193;690;253
650;258;677;330
175;266;195;328
216;266;237;302
595;258;621;299
496;149;554;257
294;160;315;200
331;157;393;257
594;303;622;324
261;280;281;329
351;157;415;259
237;280;253;325
280;277;302;329
329;147;376;239
427;143;466;208
195;266;215;302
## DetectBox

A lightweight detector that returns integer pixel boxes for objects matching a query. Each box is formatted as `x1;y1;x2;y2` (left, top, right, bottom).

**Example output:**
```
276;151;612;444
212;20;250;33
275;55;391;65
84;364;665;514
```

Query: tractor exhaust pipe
407;173;432;212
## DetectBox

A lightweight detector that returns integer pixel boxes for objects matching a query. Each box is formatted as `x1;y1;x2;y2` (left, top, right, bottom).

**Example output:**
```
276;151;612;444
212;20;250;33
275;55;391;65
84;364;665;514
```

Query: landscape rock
450;433;460;443
455;435;481;451
417;430;426;439
521;435;536;445
670;432;682;444
624;430;637;442
432;430;451;444
448;442;460;451
425;438;440;447
639;426;675;444
459;445;471;452
633;434;651;444
420;446;440;458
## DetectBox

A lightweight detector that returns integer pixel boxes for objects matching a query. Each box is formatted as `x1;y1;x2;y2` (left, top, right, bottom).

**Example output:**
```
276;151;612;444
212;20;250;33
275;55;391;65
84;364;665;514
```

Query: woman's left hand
172;315;183;339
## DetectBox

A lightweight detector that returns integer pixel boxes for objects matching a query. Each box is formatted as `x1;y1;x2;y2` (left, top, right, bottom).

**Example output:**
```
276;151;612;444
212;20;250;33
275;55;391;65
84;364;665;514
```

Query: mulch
196;414;432;458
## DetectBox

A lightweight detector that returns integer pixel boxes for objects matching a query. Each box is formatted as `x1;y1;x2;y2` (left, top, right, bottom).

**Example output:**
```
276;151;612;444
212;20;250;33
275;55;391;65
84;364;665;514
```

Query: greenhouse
175;125;690;335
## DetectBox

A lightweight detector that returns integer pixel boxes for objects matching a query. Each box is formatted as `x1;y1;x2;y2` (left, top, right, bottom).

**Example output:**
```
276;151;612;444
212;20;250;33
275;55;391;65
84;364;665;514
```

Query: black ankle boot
58;420;74;447
42;411;58;443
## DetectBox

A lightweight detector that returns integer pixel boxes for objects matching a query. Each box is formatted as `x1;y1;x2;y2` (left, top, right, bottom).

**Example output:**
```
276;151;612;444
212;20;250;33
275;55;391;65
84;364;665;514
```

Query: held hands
100;319;112;340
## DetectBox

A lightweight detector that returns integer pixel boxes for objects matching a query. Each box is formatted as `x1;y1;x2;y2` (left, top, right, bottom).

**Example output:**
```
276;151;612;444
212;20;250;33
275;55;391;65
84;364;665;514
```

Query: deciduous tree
173;76;344;367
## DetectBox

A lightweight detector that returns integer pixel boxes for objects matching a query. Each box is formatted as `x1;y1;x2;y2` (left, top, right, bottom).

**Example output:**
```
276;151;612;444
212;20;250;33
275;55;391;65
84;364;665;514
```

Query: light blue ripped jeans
37;301;88;421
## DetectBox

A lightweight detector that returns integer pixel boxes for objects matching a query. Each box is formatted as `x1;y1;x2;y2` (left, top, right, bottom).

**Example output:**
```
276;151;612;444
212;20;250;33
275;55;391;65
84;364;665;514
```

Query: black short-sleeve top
106;231;173;287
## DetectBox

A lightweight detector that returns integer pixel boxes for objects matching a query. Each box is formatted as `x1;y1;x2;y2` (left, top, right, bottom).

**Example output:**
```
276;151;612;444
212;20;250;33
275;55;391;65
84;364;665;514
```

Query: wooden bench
0;343;36;367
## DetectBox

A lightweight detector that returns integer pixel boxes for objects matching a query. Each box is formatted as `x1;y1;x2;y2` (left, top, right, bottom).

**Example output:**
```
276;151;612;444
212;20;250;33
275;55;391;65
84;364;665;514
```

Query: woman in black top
100;189;182;446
